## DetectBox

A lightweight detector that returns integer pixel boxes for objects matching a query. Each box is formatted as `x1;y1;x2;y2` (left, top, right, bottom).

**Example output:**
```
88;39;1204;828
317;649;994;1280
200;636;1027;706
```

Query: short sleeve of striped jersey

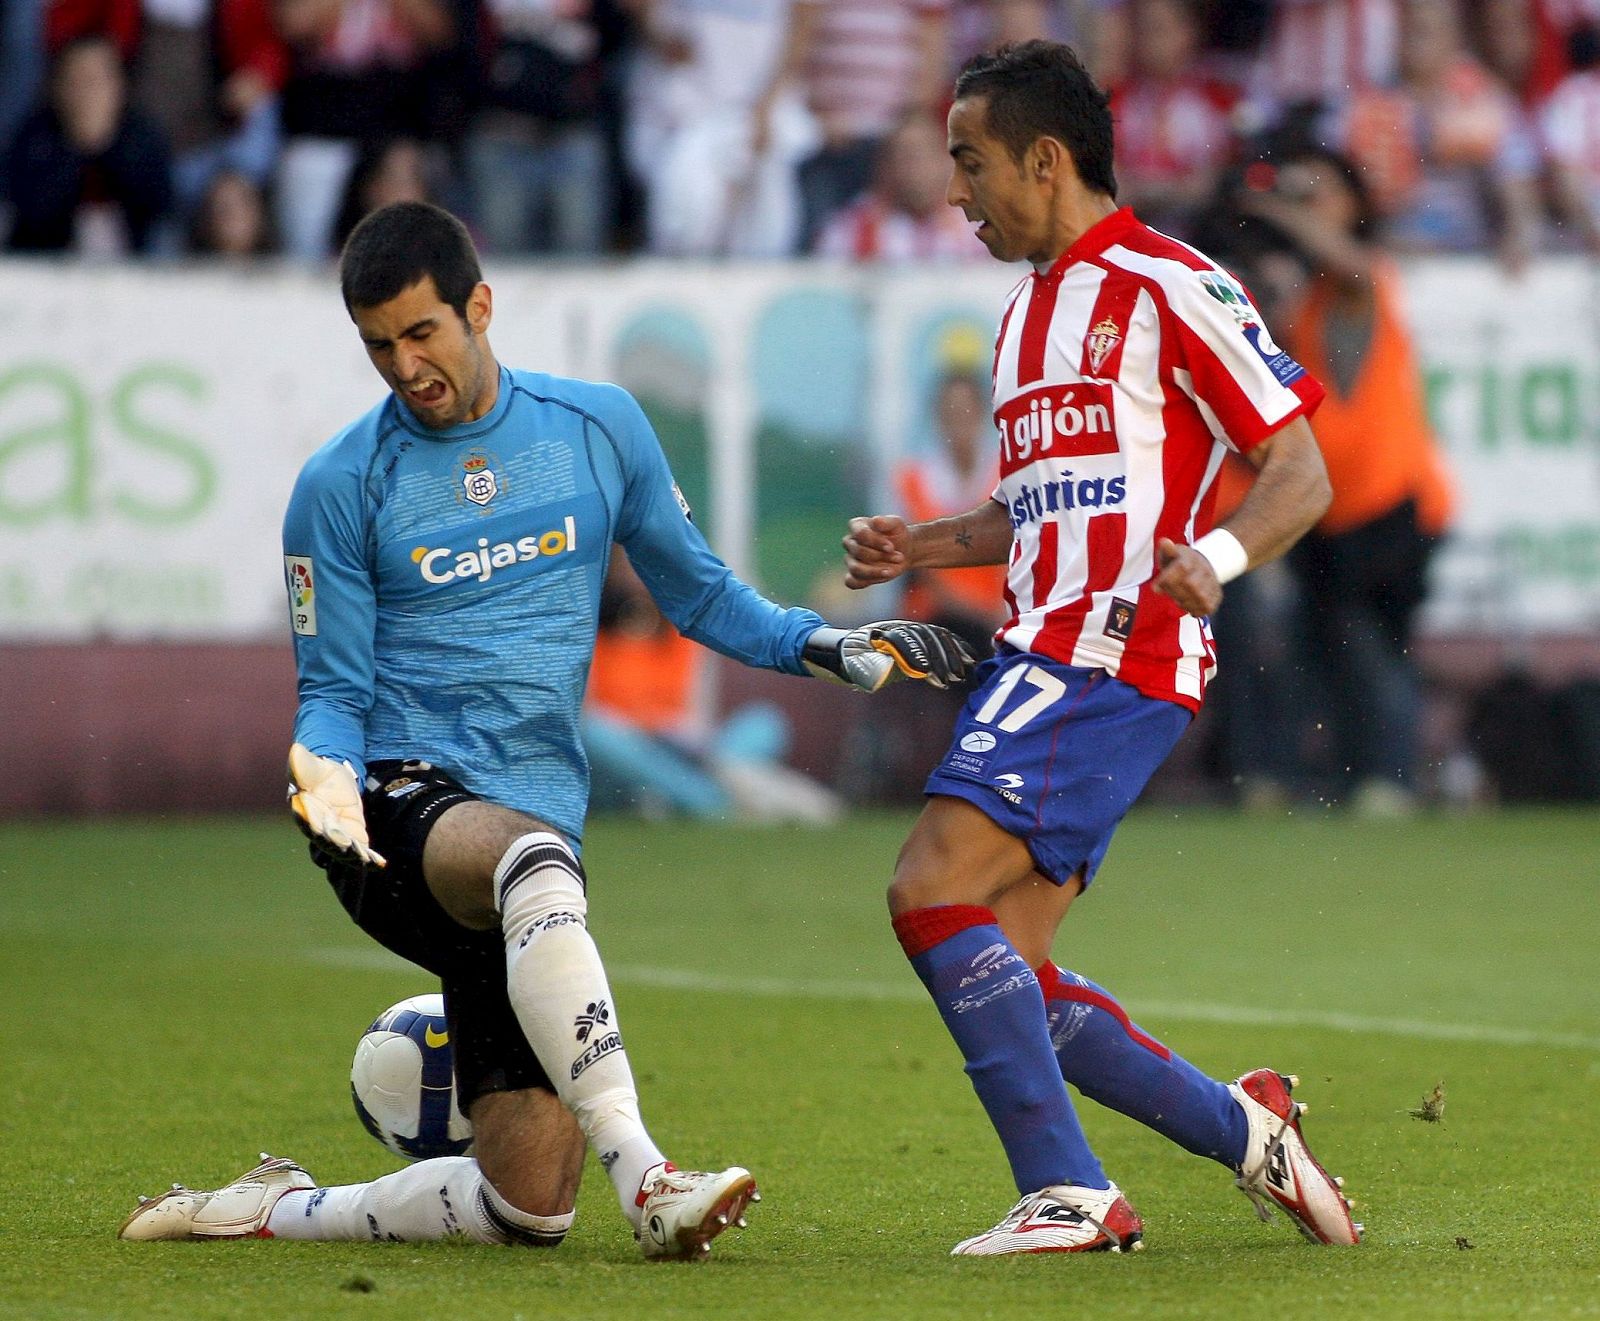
1163;266;1324;453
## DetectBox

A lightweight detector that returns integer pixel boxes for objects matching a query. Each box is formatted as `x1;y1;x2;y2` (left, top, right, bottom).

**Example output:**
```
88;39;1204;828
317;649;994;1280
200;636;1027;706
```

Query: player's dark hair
339;201;481;319
953;41;1117;198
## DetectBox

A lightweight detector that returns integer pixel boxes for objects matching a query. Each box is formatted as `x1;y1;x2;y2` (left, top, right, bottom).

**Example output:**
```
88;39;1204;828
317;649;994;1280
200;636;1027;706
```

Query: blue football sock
1037;962;1248;1168
894;906;1107;1194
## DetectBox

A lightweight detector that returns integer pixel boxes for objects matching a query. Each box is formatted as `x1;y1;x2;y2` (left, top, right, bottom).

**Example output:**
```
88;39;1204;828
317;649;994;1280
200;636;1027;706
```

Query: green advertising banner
1;258;1594;641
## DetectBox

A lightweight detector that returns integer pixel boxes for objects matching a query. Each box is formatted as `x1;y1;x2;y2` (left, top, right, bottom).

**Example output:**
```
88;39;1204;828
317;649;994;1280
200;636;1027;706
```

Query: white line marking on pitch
303;948;1600;1053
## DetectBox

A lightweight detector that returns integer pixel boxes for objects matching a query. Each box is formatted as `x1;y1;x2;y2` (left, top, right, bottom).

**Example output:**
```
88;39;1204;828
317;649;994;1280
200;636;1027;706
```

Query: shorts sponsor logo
285;555;316;635
571;1031;622;1080
384;777;426;799
411;514;578;586
961;731;997;753
992;773;1025;806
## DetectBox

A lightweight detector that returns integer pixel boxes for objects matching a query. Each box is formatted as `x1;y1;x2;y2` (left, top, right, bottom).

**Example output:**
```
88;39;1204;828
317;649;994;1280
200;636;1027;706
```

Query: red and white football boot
951;1182;1144;1256
118;1154;314;1241
1231;1070;1362;1245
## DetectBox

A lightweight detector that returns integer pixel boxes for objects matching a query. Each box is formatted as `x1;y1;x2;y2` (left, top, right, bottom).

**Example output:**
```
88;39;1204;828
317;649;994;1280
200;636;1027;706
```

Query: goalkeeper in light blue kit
118;201;973;1258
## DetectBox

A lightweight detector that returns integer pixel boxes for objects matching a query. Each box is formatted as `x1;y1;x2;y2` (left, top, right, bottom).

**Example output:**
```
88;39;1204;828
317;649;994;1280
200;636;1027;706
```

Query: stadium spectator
892;371;1005;647
1473;0;1553;105
463;0;617;256
845;40;1356;1256
0;0;48;156
1249;0;1399;117
2;34;173;253
625;0;819;256
331;133;440;249
584;549;841;822
270;0;459;259
947;0;1066;67
789;0;951;249
117;200;970;1253
813;111;986;260
1540;23;1600;249
1110;0;1239;236
1335;0;1542;263
108;0;289;243
1241;147;1456;812
186;163;274;251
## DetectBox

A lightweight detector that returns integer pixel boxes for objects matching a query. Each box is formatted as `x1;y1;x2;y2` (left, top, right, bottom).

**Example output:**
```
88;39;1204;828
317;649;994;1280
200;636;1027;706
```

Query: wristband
1191;528;1249;585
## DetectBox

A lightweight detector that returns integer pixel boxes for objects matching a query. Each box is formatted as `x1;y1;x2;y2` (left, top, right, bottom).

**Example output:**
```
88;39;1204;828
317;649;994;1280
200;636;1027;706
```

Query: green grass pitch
2;809;1598;1319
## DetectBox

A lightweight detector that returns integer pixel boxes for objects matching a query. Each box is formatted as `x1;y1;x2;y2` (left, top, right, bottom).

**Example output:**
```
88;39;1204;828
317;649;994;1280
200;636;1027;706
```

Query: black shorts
312;759;558;1111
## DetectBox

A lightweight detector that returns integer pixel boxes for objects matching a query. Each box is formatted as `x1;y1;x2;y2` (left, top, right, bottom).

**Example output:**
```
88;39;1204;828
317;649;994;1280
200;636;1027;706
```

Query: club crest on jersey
459;450;502;508
1104;596;1137;641
1085;316;1122;375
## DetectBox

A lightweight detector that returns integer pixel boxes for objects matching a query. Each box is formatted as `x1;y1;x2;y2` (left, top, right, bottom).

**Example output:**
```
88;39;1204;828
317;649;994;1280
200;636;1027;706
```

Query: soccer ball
350;994;473;1161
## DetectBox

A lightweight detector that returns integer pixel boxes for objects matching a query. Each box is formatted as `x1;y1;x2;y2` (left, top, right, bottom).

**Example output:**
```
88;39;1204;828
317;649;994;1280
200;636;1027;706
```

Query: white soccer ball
350;994;473;1161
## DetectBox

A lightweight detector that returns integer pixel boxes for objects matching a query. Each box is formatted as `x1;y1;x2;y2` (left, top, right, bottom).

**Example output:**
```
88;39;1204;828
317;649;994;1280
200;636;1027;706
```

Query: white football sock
496;832;667;1229
264;1157;572;1245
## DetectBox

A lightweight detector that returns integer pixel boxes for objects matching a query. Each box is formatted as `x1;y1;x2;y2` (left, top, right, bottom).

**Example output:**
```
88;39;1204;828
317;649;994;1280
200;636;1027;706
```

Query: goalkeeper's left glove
802;621;977;693
287;743;386;869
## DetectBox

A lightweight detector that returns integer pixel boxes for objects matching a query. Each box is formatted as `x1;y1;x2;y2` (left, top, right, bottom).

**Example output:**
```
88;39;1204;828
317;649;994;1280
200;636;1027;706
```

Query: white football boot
1231;1070;1363;1245
951;1183;1144;1256
636;1164;759;1260
118;1154;314;1241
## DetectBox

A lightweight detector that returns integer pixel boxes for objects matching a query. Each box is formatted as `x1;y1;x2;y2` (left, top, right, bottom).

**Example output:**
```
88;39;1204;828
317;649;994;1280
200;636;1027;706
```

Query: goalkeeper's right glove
287;743;386;868
802;620;977;692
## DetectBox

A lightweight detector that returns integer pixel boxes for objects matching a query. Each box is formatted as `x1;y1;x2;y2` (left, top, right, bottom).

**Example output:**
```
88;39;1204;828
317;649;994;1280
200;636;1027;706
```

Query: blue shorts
925;648;1191;888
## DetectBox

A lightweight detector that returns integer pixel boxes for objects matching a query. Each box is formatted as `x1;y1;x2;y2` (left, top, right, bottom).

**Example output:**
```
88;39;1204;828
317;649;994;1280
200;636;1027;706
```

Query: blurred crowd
5;0;1600;262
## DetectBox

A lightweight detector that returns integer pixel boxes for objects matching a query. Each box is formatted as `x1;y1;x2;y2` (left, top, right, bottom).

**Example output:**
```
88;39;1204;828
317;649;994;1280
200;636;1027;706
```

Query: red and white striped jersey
986;207;1323;711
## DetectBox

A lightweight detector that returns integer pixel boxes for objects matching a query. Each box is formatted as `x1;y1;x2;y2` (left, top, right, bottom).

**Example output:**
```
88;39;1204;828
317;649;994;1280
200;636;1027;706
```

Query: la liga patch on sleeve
285;555;317;635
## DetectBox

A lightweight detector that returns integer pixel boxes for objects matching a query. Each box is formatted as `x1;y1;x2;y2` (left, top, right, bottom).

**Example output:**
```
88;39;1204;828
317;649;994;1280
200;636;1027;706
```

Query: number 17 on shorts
924;648;1191;886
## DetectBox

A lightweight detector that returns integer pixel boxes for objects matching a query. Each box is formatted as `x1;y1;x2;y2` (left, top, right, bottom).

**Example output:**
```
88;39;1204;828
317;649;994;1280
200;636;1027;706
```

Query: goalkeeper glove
802;621;977;693
287;743;386;868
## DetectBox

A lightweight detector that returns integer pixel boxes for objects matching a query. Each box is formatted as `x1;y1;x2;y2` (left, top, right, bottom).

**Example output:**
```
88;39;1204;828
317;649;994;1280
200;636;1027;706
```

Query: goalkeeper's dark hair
339;202;482;320
953;41;1116;198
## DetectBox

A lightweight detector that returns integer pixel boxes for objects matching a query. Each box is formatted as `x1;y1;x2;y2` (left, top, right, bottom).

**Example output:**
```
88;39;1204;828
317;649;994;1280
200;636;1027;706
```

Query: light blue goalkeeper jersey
283;365;825;843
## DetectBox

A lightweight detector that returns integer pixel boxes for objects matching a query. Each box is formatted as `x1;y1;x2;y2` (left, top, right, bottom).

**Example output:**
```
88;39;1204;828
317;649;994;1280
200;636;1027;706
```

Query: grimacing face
352;276;497;429
946;96;1052;266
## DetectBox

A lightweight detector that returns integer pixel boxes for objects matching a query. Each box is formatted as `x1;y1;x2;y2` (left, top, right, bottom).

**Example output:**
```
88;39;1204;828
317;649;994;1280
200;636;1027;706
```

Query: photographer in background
1237;148;1456;813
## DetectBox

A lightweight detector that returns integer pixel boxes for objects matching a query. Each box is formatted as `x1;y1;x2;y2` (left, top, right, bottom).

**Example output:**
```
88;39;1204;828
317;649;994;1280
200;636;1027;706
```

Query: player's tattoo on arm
955;529;974;550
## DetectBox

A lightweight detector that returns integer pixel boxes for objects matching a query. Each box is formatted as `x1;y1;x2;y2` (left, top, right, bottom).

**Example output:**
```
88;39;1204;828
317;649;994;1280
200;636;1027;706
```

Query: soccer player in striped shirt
845;41;1363;1255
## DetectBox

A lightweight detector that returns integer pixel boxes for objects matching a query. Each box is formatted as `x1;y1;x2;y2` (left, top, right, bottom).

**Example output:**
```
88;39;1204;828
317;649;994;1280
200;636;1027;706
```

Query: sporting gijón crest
1084;316;1122;375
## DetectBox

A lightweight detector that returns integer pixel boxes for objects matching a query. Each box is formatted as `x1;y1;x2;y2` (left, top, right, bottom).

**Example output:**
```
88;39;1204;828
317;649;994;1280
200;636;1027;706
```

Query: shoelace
1235;1110;1294;1225
993;1192;1126;1249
